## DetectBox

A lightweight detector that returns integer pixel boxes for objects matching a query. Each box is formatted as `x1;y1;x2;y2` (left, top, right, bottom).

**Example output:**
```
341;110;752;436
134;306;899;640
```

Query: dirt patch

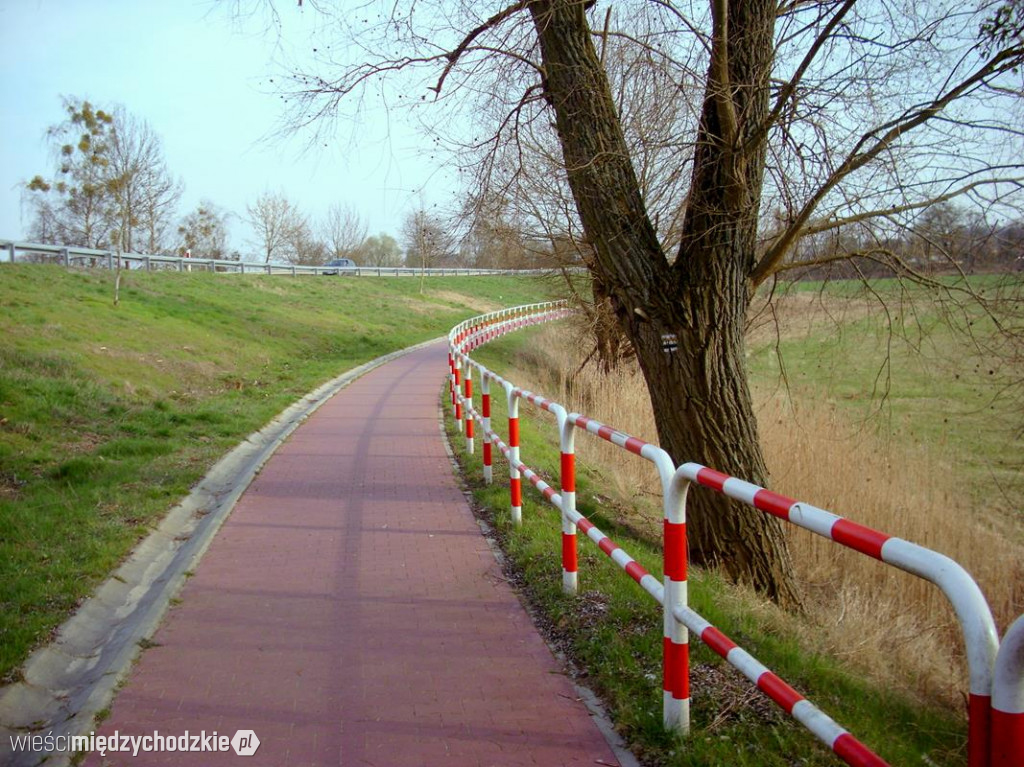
68;432;104;454
429;290;502;314
0;472;26;501
690;662;786;730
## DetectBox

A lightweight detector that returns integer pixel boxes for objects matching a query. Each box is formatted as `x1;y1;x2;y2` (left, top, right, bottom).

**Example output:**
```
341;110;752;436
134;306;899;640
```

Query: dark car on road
323;258;357;275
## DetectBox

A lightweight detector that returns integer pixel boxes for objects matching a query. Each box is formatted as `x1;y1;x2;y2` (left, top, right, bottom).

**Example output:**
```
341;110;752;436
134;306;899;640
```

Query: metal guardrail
448;302;1022;767
0;240;550;278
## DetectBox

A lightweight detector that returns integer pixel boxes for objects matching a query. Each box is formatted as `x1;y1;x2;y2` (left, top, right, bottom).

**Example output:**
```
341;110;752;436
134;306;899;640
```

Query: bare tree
322;202;367;260
247;190;304;263
178;201;231;259
271;0;1024;603
288;218;329;264
106;109;183;253
402;208;456;269
25;98;182;253
403;207;457;292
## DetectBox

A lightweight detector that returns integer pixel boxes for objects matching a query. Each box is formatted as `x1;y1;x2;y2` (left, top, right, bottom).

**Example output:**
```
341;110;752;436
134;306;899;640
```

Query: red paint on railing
561;452;576;493
830;519;890;560
832;734;890;767
695;467;729;492
624;561;648;584
752;489;795;519
663;638;689;698
663;521;687;581
562;534;578;572
701;627;738;657
756;672;803;713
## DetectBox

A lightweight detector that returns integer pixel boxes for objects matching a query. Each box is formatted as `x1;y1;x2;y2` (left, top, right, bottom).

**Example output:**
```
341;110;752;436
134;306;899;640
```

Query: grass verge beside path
449;328;967;766
0;264;557;680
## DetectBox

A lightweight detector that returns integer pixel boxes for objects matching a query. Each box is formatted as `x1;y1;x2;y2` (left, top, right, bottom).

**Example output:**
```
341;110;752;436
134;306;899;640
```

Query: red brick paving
84;342;621;766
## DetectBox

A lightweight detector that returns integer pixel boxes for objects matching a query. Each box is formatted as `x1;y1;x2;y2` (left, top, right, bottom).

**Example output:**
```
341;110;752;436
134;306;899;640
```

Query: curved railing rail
0;239;552;277
992;614;1024;763
448;301;1021;767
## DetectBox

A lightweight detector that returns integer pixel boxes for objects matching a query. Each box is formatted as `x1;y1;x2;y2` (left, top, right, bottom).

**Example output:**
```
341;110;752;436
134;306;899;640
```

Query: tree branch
751;0;856;150
709;0;738;147
787;174;1024;240
430;1;531;95
750;42;1024;285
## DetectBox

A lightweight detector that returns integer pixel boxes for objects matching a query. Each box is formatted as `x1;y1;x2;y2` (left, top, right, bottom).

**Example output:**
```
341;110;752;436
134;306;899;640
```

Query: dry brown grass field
501;289;1023;709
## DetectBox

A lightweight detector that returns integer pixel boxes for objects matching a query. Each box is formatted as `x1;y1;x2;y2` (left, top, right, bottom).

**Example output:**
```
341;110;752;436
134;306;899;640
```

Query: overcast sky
0;0;456;255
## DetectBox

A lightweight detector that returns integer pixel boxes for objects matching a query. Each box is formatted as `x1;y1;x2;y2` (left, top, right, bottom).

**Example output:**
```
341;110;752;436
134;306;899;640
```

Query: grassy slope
453;326;967;766
0;265;558;680
3;267;1011;763
747;277;1023;521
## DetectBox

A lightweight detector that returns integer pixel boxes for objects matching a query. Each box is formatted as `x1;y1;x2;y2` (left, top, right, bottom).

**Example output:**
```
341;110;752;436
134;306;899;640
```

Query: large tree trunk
530;0;799;605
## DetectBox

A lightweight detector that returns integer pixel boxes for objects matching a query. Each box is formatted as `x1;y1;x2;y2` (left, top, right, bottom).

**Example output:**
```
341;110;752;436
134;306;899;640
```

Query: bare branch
430;1;531;95
709;0;738;147
753;0;856;149
751;41;1024;284
793;174;1024;239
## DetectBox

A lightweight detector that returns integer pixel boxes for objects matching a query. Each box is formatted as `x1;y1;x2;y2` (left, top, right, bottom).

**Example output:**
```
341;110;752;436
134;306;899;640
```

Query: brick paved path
84;342;621;766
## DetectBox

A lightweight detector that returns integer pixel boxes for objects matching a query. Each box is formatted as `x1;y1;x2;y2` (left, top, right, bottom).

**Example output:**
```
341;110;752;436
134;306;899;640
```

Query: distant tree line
772;201;1024;281
22;97;563;271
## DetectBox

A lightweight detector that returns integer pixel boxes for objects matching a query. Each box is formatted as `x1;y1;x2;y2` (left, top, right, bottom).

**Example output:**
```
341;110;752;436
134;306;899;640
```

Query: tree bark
530;0;799;605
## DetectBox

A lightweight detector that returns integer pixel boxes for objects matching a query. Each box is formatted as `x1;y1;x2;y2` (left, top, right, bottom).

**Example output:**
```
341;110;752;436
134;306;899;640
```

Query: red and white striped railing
677;462;1001;766
447;301;1021;767
992;614;1024;764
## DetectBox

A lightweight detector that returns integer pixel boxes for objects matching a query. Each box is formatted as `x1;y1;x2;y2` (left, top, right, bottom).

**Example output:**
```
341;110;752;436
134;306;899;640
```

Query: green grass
748;276;1023;520
0;264;560;680
448;326;968;766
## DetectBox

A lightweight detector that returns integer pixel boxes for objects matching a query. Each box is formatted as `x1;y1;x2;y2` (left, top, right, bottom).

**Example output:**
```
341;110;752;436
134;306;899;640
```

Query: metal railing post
992;614;1024;767
7;242;14;263
454;357;463;433
504;381;522;526
464;363;474;453
482;374;493;484
663;471;691;734
555;406;578;595
448;348;456;414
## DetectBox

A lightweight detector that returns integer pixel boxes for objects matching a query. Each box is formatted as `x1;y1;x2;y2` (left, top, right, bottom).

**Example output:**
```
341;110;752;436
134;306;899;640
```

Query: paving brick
82;343;621;766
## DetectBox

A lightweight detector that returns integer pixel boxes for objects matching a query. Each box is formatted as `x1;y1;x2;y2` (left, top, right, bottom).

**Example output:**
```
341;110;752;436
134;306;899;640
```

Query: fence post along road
448;301;1023;767
0;239;553;277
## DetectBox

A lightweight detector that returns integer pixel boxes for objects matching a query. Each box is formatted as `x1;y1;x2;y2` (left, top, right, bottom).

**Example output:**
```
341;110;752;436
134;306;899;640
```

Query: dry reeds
502;323;1023;708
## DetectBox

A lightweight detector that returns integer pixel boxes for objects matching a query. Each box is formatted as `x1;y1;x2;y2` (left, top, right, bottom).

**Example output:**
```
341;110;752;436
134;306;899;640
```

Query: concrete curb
0;337;444;767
